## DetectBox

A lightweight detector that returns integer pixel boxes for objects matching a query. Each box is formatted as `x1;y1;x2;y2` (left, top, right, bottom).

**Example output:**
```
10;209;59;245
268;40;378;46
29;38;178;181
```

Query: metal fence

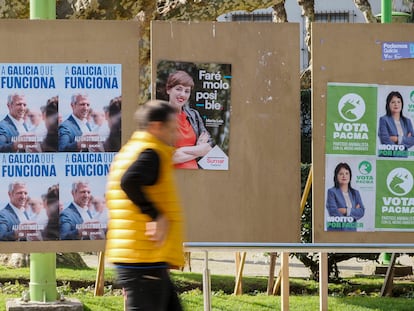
184;242;414;311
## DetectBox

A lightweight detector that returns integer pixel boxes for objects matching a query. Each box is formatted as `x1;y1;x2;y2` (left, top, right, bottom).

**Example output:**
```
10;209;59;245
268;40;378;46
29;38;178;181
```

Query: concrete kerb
6;298;83;311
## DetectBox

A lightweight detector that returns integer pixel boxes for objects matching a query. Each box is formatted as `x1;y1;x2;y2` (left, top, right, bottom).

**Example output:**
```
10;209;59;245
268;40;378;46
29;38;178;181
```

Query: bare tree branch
297;0;314;89
353;0;378;23
158;0;275;21
272;0;288;22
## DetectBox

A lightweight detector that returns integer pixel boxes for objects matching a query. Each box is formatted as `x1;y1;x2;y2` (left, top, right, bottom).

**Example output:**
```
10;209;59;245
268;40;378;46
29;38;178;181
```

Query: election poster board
0;20;139;253
152;21;301;242
325;83;414;232
155;60;231;170
312;23;414;243
0;63;119;242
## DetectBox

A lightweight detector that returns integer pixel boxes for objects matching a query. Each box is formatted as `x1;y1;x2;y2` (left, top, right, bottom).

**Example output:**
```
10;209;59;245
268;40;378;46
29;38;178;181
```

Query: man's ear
147;121;160;130
147;121;163;135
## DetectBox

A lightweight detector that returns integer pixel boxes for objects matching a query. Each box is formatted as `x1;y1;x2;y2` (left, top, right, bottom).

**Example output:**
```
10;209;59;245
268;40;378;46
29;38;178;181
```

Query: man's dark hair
43;184;59;241
108;96;121;117
45;96;58;117
135;100;176;130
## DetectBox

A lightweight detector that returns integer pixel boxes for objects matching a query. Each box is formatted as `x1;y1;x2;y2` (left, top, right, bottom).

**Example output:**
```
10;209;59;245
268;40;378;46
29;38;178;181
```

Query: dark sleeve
194;109;214;146
58;123;78;152
120;148;160;220
103;118;121;152
0;123;14;153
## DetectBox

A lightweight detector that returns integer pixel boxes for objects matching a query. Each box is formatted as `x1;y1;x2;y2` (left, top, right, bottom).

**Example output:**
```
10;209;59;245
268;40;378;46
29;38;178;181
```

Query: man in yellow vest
105;100;185;311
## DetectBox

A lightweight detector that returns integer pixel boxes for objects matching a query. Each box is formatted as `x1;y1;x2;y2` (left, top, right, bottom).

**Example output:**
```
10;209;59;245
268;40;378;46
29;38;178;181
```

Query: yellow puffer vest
105;131;185;267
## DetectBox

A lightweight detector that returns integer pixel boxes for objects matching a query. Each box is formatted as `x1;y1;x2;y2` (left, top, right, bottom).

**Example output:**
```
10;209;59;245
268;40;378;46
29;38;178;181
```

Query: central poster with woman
324;155;375;232
156;60;231;170
377;85;414;157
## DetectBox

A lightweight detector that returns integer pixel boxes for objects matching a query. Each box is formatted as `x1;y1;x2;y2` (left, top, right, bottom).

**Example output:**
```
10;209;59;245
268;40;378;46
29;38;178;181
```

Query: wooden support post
272;270;282;295
183;252;191;271
94;251;105;296
280;252;289;311
319;252;328;311
234;252;246;295
267;252;278;295
380;253;397;297
202;251;212;311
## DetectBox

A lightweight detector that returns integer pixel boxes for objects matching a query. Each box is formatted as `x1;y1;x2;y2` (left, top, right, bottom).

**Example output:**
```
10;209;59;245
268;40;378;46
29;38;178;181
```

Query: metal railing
184;242;414;311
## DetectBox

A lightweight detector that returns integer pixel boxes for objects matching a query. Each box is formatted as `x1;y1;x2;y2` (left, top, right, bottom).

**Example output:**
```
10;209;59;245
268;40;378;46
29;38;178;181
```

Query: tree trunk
272;0;288;22
297;0;314;89
353;0;378;23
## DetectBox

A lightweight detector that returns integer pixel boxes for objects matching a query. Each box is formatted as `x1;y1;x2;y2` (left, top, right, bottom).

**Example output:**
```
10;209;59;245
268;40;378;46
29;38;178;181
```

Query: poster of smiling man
0;64;59;153
58;64;122;153
156;60;231;170
0;63;120;242
0;175;59;241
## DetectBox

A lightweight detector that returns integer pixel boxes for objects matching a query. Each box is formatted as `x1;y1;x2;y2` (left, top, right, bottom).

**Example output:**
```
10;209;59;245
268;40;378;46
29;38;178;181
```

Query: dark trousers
116;266;183;311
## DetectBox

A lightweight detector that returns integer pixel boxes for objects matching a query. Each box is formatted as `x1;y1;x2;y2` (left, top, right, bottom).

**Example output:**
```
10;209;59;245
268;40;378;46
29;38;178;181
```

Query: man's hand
145;214;169;247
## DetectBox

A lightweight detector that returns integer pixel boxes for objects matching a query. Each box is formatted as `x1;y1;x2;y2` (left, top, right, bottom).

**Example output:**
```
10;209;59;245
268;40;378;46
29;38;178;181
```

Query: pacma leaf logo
358;161;372;175
386;168;413;196
338;93;366;122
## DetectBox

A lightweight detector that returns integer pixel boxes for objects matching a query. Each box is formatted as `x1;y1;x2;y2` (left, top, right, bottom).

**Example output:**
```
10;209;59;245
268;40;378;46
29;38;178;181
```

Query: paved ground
81;252;414;279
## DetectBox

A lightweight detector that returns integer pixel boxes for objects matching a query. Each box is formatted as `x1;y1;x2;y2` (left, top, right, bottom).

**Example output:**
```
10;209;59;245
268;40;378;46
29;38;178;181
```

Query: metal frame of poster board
312;23;414;243
0;20;139;253
151;21;301;243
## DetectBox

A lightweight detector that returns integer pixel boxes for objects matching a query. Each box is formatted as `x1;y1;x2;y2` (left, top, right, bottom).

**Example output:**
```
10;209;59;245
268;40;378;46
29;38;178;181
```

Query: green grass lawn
2;292;414;311
0;266;413;310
